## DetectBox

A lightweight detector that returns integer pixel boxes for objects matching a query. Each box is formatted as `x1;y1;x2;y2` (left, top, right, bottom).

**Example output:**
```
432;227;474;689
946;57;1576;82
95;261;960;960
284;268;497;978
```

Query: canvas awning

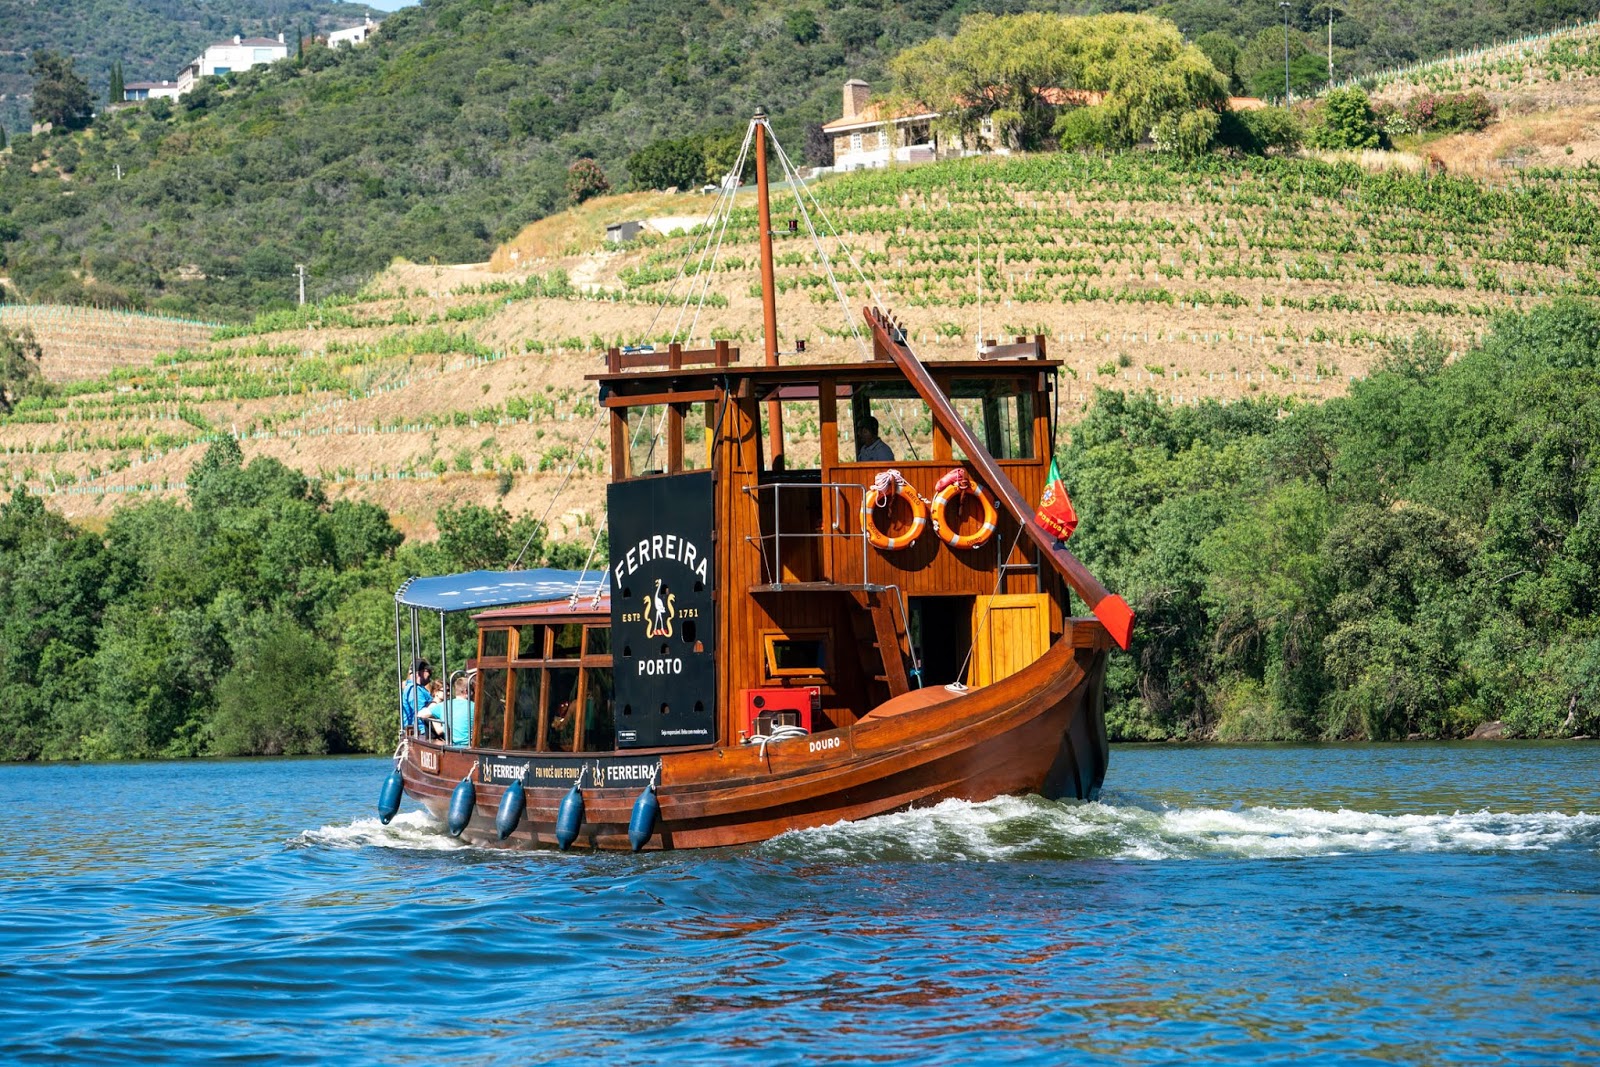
394;569;609;612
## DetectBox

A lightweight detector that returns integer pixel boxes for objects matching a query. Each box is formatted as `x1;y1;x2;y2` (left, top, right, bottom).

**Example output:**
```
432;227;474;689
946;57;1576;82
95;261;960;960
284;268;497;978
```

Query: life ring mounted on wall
861;469;928;551
931;468;998;550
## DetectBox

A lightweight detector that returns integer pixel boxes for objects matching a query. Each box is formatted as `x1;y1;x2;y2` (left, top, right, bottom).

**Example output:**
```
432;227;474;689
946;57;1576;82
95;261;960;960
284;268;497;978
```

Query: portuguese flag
1035;459;1078;542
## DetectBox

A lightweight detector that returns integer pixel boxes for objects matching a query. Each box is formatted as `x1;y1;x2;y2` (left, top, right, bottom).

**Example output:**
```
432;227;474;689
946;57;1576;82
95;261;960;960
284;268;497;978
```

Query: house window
850;133;863;151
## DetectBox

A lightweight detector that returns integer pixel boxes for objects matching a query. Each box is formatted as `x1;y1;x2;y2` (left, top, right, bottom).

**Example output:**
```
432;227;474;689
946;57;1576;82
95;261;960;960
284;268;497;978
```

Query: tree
1240;27;1326;101
803;122;834;168
565;157;609;205
627;135;705;191
1195;31;1244;94
29;51;94;131
108;60;124;105
0;326;46;413
890;13;1227;153
1308;86;1381;149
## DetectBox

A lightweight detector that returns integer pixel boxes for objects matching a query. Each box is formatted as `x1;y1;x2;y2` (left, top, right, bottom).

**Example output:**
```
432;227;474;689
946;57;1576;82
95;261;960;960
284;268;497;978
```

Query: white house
328;17;380;48
123;80;181;102
175;34;289;94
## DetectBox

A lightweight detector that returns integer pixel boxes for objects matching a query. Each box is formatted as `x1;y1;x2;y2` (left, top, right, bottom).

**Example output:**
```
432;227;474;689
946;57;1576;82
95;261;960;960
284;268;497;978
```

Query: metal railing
743;479;877;589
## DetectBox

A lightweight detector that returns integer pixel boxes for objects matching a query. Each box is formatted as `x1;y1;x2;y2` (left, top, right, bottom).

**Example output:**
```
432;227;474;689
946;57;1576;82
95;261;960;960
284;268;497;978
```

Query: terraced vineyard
6;152;1599;531
0;305;221;380
1342;17;1600;98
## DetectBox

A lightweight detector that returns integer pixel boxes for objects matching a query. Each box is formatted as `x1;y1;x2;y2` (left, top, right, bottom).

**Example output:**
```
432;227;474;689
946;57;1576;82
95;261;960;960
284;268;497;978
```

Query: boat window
508;667;542;749
762;630;830;679
581;667;615;751
515;624;546;660
837;381;933;464
626;403;668;476
681;401;714;472
950;379;1034;461
756;385;822;471
478;668;508;748
584;626;611;657
545;667;582;752
480;628;509;659
551;622;584;661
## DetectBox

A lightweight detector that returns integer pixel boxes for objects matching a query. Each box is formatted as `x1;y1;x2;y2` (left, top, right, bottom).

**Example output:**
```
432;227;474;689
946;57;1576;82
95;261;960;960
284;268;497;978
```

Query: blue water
3;744;1598;1064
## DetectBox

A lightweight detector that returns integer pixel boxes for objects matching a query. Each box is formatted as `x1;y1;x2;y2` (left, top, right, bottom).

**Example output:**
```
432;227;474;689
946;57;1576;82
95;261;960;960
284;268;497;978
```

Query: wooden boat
383;111;1133;850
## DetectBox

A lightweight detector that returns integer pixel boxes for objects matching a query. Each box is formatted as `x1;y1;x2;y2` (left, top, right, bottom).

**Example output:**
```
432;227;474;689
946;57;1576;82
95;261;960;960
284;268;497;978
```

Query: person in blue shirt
443;675;474;746
401;659;434;734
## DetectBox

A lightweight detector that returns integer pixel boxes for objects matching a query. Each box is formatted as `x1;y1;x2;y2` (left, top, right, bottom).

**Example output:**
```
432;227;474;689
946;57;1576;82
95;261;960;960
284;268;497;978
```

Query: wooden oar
864;307;1135;650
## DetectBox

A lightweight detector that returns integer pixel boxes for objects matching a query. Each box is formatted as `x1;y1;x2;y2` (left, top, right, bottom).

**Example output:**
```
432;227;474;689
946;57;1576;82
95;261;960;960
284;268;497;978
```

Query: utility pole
1280;2;1293;105
1327;5;1334;81
295;263;306;306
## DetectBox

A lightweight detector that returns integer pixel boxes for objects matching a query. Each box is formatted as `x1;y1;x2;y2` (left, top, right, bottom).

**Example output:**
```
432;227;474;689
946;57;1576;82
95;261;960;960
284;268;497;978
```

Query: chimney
277;31;285;43
843;79;870;120
233;35;241;45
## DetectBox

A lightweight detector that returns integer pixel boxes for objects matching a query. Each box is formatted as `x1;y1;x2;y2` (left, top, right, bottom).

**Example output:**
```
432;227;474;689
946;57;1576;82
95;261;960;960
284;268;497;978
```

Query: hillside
2;0;1597;320
6;151;1599;538
0;0;380;135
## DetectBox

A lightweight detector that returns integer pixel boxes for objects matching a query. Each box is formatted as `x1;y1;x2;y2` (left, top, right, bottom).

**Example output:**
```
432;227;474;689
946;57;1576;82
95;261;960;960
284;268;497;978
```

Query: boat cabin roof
473;600;612;626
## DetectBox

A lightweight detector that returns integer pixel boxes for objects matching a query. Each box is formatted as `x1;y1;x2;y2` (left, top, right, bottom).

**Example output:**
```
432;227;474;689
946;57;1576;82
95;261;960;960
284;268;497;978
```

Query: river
2;743;1596;1063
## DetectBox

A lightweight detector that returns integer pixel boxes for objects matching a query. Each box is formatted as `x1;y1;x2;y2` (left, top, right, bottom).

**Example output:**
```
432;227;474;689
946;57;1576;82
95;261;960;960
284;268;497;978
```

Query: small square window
762;630;830;679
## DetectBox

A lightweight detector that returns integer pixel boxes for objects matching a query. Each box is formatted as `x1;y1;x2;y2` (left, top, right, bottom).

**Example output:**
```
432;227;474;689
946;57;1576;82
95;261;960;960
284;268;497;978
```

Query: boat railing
742;480;873;590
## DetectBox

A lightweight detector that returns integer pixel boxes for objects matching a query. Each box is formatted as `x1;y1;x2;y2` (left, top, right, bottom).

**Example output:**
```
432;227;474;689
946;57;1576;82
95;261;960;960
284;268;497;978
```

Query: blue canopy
394;569;609;612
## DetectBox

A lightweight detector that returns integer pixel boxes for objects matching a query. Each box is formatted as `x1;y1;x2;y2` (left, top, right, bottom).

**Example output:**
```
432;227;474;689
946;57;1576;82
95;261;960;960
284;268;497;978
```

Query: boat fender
931;475;998;551
447;774;476;837
495;778;526;840
861;469;928;551
628;782;659;852
554;774;586;851
377;767;404;825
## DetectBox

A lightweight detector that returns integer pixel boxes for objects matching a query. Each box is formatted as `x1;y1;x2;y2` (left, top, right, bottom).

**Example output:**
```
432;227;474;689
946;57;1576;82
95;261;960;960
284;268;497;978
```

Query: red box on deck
741;686;820;737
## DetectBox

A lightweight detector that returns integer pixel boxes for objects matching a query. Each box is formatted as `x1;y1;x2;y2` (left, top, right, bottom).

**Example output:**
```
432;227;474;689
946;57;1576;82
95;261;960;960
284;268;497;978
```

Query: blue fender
447;775;476;837
377;768;404;825
495;778;526;840
554;780;585;851
628;784;659;852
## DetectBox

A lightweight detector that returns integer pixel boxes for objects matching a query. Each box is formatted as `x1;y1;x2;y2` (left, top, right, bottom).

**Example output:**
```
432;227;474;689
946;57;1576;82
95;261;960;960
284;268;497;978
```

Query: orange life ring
861;477;927;551
932;477;998;550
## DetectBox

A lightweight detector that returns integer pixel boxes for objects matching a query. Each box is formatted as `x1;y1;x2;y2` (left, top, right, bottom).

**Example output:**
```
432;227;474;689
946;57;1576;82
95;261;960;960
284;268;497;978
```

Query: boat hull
400;623;1109;851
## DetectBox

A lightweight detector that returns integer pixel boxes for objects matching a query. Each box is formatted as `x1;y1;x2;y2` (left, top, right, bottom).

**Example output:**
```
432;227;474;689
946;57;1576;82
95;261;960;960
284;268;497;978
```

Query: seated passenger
444;675;474;746
401;659;435;734
854;415;894;463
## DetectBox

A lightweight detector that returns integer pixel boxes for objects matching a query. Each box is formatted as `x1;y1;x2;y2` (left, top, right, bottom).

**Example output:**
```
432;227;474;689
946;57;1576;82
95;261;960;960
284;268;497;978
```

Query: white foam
294;810;466;851
768;796;1600;862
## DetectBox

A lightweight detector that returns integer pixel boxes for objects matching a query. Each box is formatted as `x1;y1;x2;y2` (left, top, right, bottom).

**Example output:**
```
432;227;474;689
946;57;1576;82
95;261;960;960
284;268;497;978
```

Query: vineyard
1338;17;1600;99
0;305;221;380
5;151;1600;533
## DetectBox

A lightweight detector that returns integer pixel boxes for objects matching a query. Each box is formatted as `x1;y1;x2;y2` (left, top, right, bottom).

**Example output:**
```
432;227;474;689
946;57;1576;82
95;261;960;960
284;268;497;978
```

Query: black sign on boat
608;470;717;748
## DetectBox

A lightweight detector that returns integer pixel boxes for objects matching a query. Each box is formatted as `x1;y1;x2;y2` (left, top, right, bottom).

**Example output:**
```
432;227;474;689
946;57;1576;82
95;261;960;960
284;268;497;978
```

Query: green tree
1195;31;1244;94
1308;86;1381;149
212;616;336;755
626;135;705;191
29;51;94;131
890;13;1227;153
108;59;124;105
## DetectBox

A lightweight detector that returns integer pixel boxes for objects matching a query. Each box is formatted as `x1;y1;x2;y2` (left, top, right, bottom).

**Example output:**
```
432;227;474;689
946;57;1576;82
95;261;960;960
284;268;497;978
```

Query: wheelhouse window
756;384;822;472
949;378;1035;461
623;399;716;477
837;380;933;463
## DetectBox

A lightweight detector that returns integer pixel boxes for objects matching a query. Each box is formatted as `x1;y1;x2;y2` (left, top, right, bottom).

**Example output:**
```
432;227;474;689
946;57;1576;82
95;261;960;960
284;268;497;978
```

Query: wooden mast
863;307;1136;650
754;108;784;469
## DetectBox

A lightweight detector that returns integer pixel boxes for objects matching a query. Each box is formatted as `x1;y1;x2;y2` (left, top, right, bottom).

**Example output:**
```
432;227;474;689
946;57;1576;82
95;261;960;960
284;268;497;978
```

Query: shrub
1055;106;1124;153
1219;105;1304;154
1152;109;1220;159
565;158;609;205
1307;87;1382;150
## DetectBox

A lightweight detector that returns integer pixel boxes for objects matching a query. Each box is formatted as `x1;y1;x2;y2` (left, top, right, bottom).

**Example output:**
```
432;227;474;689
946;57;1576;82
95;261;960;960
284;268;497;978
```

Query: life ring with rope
861;469;927;551
931;467;998;550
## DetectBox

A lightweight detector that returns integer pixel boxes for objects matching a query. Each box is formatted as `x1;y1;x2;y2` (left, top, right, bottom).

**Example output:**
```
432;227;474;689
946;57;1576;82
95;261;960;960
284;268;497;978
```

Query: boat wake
293;810;463;851
761;794;1600;863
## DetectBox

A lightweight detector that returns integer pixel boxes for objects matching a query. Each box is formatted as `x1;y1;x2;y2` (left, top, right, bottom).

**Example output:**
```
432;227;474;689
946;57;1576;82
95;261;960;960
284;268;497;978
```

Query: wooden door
970;593;1049;688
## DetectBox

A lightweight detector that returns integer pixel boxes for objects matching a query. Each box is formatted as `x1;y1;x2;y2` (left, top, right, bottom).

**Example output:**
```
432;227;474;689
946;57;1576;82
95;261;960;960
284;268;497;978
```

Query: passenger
444;675;474;746
401;659;434;734
854;415;894;463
